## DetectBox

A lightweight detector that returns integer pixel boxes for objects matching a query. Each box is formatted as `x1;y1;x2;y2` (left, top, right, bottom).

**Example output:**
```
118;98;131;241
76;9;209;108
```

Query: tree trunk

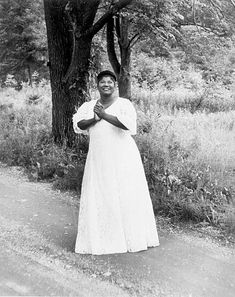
107;15;131;99
43;0;133;146
118;16;131;99
43;0;95;146
51;37;92;147
118;55;131;99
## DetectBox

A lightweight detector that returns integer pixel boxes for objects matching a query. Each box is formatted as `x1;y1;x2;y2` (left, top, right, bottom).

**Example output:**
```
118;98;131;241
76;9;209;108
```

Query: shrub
132;83;235;114
0;83;234;235
0;84;87;192
135;105;235;229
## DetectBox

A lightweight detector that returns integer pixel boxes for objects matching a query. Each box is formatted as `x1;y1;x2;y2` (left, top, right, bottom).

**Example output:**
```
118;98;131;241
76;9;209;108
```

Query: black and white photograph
0;0;235;296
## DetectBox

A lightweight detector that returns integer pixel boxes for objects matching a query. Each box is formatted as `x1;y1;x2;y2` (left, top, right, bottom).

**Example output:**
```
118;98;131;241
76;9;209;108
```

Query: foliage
0;84;88;191
177;0;235;37
175;27;235;85
125;0;181;56
0;0;48;84
1;0;235;233
0;84;234;235
135;103;235;230
131;52;235;114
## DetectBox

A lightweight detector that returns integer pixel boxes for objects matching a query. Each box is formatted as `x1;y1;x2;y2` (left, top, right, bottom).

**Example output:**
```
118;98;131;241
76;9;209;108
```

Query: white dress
73;97;159;255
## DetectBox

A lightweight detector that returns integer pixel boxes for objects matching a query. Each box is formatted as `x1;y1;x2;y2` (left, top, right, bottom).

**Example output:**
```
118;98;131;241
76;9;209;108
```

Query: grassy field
0;83;234;234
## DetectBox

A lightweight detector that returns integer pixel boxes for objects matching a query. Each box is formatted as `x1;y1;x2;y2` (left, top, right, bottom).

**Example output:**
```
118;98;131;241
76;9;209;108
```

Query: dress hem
75;243;160;255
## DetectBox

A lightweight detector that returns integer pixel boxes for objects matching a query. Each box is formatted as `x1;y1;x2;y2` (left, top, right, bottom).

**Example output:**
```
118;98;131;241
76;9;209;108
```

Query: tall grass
133;83;235;114
134;87;235;231
134;88;235;181
0;83;234;233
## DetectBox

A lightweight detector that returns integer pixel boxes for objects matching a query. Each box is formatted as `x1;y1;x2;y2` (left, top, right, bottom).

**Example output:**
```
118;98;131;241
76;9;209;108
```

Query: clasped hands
93;101;105;121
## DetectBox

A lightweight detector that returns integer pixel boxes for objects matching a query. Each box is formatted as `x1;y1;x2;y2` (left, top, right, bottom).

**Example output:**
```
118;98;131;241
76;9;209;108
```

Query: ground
0;163;234;297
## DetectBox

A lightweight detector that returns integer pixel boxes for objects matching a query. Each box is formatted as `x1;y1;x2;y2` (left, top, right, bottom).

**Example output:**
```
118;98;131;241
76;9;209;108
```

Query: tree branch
180;22;228;37
120;15;129;48
63;1;77;83
192;0;200;33
129;34;141;48
107;17;121;76
85;0;133;38
128;32;140;48
82;0;100;29
115;14;121;40
229;0;235;8
208;0;224;19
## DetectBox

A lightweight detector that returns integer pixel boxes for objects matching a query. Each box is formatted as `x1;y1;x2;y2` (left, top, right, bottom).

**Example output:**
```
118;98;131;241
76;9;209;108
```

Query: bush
131;52;235;114
132;84;235;115
135;104;235;230
0;83;234;235
0;84;87;192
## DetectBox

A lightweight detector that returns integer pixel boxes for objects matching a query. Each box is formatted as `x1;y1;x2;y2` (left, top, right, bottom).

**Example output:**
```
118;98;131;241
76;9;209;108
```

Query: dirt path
0;164;234;297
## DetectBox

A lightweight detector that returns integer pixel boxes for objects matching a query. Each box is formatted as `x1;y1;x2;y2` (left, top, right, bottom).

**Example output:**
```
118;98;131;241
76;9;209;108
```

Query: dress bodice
72;97;137;137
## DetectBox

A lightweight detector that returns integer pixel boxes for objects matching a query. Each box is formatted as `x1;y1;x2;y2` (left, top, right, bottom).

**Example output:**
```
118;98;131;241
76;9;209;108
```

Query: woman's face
98;76;116;96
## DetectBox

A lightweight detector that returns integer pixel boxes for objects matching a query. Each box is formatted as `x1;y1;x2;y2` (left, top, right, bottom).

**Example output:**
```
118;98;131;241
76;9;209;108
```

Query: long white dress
73;97;159;255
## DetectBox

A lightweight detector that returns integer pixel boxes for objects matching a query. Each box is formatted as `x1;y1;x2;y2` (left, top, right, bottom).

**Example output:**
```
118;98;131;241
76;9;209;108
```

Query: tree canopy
1;0;235;145
0;0;47;84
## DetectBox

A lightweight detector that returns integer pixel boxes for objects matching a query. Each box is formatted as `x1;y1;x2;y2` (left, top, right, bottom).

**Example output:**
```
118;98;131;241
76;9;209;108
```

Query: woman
73;70;159;255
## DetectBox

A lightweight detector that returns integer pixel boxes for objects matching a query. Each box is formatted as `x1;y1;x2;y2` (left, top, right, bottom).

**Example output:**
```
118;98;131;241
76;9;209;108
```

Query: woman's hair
97;70;116;82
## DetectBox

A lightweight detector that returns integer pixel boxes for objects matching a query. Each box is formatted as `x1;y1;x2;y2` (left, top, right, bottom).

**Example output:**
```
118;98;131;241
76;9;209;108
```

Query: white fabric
73;101;93;135
73;97;159;255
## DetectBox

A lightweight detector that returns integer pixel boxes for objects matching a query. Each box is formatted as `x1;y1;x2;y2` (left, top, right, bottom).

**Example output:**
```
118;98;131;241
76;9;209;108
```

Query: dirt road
0;164;234;297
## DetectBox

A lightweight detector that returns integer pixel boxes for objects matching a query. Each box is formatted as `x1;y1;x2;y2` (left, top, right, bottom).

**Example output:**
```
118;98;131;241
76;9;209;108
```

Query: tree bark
43;0;133;146
107;17;121;76
43;0;97;146
107;15;131;99
118;16;131;99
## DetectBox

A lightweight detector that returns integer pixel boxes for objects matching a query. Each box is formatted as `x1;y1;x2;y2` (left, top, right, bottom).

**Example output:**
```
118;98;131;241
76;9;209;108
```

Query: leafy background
0;0;235;238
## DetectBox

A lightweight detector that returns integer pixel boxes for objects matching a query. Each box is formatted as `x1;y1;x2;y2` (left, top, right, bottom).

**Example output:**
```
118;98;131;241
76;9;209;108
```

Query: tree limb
128;32;140;48
229;0;235;8
129;33;141;48
180;22;228;37
107;17;121;76
85;0;133;38
120;15;129;48
115;14;121;40
192;0;200;33
82;0;100;30
63;1;77;83
208;0;224;19
62;0;101;84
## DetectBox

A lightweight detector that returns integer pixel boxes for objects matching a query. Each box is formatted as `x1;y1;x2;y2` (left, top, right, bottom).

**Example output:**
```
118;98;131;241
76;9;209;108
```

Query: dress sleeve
73;102;91;134
116;99;137;135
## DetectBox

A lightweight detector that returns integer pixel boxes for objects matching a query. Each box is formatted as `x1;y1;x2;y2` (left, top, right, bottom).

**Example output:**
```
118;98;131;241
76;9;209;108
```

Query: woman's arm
77;116;99;130
102;113;128;130
94;103;128;130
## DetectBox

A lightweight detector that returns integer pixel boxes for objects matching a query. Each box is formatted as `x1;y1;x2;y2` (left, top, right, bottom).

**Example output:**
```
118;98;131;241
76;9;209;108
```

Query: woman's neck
99;94;117;105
